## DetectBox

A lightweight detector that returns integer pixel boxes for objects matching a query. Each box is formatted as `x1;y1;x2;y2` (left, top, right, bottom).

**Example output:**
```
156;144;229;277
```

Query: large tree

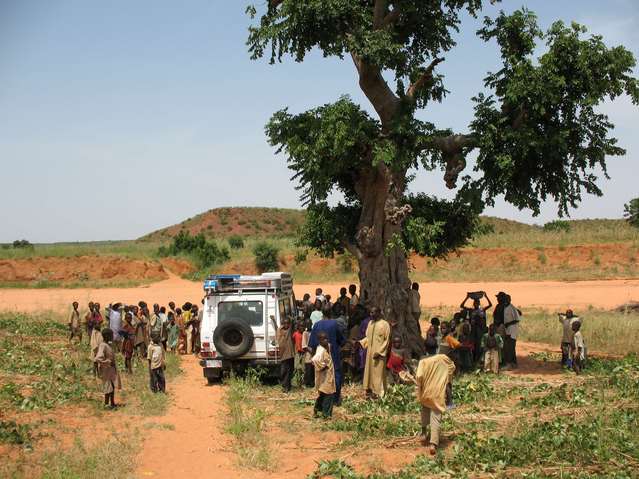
247;1;638;355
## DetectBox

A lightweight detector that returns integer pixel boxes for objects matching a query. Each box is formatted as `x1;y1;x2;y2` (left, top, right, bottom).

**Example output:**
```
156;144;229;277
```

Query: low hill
140;207;306;241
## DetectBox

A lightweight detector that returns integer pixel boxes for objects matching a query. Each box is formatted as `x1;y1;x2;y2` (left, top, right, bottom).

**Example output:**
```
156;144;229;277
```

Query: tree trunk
354;165;425;357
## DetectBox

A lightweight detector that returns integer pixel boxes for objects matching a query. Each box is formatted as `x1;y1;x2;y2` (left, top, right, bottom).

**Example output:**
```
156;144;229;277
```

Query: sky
1;0;638;243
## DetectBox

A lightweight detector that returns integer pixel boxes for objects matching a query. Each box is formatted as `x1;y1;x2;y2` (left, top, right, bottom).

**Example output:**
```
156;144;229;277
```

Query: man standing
409;282;422;333
502;294;521;369
361;307;391;399
338;287;351;319
277;318;295;393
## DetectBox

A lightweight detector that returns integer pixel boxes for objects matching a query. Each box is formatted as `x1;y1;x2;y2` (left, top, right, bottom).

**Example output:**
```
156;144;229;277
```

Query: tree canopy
249;1;639;260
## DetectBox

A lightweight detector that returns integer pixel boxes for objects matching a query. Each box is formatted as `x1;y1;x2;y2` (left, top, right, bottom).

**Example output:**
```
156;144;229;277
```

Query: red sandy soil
0;273;638;313
0;256;169;284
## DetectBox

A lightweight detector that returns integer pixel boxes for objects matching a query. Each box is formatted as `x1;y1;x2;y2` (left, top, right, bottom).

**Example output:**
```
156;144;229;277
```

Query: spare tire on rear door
213;319;254;358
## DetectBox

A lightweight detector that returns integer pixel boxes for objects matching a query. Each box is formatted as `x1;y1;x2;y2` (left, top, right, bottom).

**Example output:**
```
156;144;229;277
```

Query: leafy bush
228;235;245;249
0;420;32;446
12;239;33;249
157;230;230;269
294;249;308;265
543;220;571;232
337;252;354;273
253;242;279;273
624;198;639;227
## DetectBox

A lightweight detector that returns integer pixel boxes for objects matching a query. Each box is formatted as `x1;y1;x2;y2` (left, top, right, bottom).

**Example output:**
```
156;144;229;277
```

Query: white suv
198;272;297;384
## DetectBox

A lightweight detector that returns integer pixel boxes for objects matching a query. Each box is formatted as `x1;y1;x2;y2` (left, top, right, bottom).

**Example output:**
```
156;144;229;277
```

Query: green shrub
337;252;354;273
253;242;279;273
157;230;229;269
543;220;571;232
624;198;639;227
228;235;245;249
294;249;308;264
12;239;33;249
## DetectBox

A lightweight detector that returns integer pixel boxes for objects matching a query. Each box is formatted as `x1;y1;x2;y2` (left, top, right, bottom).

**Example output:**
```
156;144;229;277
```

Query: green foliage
543;220;571;232
624;197;639;227
228;235;245;249
247;1;482;99
0;313;92;411
0;420;32;446
297;202;359;257
12;239;33;249
252;242;280;273
293;249;308;265
250;2;638;278
225;369;274;470
470;10;639;216
337;252;354;273
267;98;379;204
403;193;480;257
158;230;230;269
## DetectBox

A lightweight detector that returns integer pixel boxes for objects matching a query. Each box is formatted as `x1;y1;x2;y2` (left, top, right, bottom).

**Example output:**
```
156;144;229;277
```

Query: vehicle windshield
218;301;264;327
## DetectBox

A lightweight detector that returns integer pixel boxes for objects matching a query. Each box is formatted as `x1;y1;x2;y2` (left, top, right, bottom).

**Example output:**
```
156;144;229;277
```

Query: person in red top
293;321;305;375
386;336;409;384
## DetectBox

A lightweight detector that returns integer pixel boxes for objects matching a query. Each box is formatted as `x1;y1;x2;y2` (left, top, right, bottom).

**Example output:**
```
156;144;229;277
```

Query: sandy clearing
0;274;637;313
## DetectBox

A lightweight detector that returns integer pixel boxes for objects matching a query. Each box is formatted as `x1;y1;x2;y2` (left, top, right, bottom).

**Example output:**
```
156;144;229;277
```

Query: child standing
386;336;410;384
147;334;166;393
292;321;305;376
481;324;503;374
122;312;135;374
89;311;104;377
167;312;179;353
301;321;314;387
571;322;585;375
312;332;336;418
68;301;82;343
94;328;121;409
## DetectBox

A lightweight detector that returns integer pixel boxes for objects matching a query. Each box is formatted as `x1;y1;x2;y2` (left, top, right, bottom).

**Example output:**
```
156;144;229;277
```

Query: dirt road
1;274;637;312
136;355;238;478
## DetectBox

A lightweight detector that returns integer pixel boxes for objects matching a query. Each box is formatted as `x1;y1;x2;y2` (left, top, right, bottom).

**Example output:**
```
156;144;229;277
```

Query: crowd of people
67;299;203;408
66;282;587;454
278;284;587;454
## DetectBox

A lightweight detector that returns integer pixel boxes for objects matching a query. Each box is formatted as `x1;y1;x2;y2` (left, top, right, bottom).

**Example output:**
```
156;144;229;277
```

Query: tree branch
406;57;445;101
343;240;363;261
432;134;477;189
350;51;400;129
373;0;388;30
382;6;400;28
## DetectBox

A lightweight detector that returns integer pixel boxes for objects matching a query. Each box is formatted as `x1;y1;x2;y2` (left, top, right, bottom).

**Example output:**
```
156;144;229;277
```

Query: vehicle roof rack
204;273;292;294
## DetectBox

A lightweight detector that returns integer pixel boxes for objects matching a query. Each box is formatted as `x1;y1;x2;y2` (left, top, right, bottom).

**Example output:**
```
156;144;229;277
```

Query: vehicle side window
219;301;263;327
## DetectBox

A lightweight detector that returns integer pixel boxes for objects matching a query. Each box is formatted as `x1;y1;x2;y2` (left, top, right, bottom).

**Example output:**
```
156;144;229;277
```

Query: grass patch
38;436;137;479
308;356;639;478
225;369;274;470
0;420;32;446
519;308;639;355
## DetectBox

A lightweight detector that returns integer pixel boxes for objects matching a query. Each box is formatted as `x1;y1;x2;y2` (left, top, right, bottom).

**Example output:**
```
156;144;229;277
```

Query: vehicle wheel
213;318;254;358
